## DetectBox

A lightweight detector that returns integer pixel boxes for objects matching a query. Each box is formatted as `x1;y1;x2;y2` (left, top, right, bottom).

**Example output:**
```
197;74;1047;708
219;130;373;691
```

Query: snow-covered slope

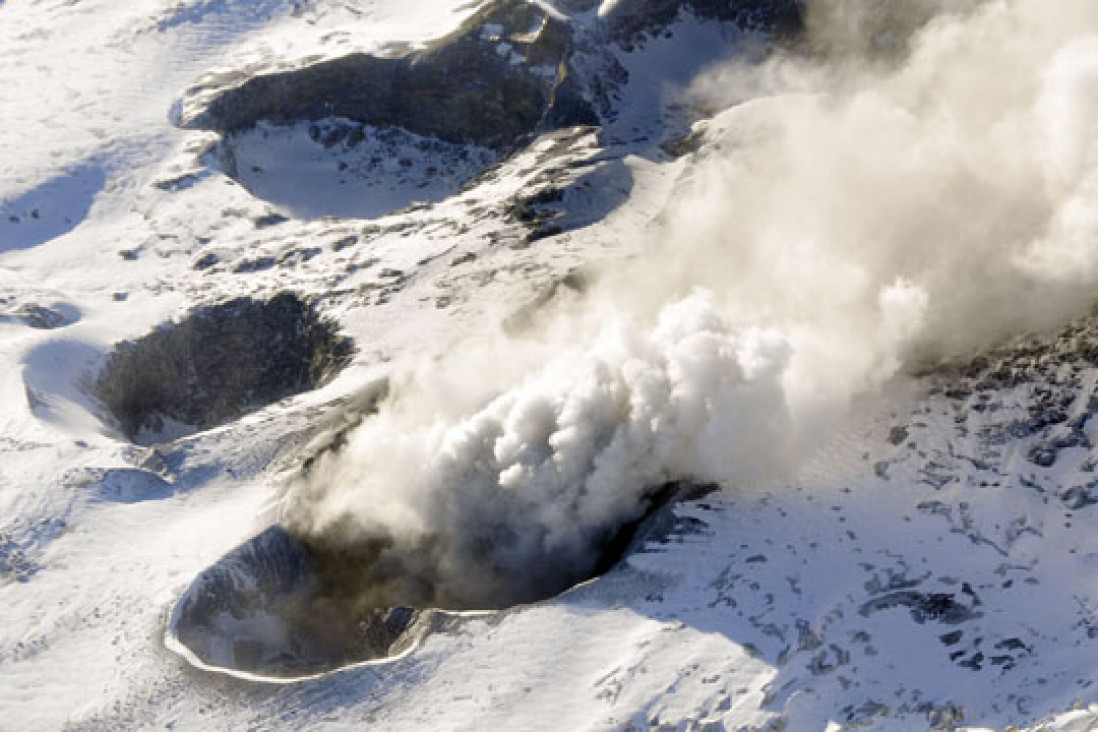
5;0;1098;730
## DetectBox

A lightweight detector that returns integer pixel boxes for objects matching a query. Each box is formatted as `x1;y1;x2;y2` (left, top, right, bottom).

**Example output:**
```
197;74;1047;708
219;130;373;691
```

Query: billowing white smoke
286;295;795;607
283;0;1098;609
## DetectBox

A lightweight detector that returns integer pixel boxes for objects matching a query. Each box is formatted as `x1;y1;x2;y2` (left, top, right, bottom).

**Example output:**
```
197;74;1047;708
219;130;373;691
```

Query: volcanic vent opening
93;293;352;444
168;482;690;680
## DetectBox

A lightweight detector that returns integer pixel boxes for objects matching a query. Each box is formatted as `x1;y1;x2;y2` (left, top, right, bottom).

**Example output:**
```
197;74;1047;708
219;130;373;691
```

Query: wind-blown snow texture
5;0;1098;730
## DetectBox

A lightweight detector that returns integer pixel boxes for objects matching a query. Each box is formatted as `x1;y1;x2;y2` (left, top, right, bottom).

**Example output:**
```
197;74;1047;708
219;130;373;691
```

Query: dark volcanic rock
859;591;979;625
1028;447;1058;468
14;303;78;329
600;0;803;43
171;526;426;678
94;293;352;442
180;0;609;151
888;425;909;446
1061;483;1098;510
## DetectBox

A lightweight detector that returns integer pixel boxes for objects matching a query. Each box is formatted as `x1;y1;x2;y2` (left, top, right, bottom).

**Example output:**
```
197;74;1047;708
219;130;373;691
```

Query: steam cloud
282;0;1098;610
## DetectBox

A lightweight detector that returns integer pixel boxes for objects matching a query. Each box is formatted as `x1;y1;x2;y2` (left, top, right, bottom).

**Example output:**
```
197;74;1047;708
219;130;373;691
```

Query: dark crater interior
170;482;698;679
181;1;599;150
94;293;352;443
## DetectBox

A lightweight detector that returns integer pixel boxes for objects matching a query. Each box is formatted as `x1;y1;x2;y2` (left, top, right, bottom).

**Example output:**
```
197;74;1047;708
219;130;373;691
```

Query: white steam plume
283;0;1098;609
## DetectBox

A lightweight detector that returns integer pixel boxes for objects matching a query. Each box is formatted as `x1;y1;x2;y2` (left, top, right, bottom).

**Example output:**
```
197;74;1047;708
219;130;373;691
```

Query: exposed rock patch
93;293;352;444
503;146;634;243
859;591;980;625
179;0;609;151
0;302;79;330
599;0;803;44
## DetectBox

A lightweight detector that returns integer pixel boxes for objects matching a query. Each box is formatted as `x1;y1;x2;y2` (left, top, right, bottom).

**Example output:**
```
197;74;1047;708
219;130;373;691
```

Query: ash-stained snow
4;0;1098;730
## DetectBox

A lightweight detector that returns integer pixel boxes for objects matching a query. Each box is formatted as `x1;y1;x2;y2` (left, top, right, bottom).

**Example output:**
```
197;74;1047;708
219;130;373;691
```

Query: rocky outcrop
94;293;352;443
598;0;803;43
1;302;79;329
179;0;610;151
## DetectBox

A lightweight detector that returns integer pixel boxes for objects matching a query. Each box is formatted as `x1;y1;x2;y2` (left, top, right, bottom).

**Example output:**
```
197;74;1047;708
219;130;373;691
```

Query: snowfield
5;0;1098;730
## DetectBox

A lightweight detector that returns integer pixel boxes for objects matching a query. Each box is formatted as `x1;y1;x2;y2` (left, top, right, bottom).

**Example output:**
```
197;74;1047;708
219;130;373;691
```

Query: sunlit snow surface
224;120;499;219
3;0;1098;730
